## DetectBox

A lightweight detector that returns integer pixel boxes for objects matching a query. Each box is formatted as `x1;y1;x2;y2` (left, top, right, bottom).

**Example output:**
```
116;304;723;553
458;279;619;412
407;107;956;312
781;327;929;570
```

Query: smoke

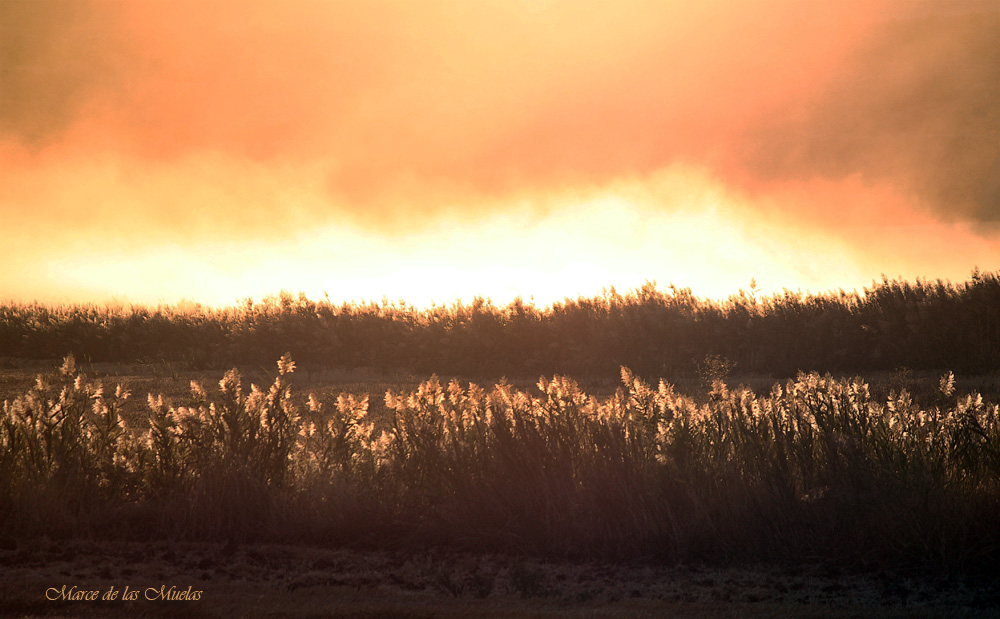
1;0;998;305
745;6;1000;228
5;2;995;208
0;1;121;144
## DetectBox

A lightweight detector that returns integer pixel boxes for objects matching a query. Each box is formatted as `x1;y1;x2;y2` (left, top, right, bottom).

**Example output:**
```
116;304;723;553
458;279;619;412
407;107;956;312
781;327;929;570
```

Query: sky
2;0;998;308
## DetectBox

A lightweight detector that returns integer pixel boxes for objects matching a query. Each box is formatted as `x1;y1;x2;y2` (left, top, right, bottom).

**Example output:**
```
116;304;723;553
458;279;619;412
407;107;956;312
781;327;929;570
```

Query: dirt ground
1;539;998;619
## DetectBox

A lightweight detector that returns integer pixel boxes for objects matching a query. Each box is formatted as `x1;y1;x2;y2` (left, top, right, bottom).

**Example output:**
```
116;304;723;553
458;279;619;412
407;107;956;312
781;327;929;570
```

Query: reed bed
2;272;998;377
2;355;997;572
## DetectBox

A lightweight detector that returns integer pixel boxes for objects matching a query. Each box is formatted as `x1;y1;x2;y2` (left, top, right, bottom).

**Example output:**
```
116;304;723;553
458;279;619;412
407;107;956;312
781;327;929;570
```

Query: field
2;275;1000;616
3;539;998;618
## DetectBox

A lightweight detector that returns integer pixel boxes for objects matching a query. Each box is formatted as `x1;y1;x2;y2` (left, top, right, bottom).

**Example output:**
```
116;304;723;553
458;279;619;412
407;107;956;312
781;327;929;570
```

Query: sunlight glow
3;1;997;310
34;167;890;308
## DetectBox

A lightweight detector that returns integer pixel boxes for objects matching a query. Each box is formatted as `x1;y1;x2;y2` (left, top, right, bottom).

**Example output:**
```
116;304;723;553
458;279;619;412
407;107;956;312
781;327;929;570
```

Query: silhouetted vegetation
2;272;999;378
2;356;997;572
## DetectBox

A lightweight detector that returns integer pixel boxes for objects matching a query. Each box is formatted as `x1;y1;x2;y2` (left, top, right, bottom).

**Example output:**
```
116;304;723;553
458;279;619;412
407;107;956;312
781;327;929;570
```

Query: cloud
744;6;1000;227
0;1;121;145
1;2;890;192
1;0;998;306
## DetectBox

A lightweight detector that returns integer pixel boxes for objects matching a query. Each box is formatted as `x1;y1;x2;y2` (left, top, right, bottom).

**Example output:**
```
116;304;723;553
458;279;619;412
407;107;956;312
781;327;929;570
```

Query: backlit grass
2;355;997;571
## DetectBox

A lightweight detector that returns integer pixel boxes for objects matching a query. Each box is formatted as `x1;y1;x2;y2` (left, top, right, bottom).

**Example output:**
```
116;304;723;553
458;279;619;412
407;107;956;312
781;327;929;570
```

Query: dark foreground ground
1;540;998;619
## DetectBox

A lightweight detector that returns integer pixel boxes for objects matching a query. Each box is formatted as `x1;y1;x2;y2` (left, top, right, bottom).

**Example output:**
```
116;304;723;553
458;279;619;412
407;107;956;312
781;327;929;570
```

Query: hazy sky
2;0;998;306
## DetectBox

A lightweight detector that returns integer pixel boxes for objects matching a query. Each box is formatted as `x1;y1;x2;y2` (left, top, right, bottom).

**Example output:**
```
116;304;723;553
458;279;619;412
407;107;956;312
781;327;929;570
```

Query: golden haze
1;0;997;307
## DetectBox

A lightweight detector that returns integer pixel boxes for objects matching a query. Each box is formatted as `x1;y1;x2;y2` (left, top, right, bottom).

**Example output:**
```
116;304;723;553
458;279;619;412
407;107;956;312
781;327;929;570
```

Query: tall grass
2;272;999;377
2;356;997;571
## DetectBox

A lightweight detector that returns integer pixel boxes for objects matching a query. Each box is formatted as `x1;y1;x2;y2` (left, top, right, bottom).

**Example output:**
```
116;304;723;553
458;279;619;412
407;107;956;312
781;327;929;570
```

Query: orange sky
2;0;998;307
